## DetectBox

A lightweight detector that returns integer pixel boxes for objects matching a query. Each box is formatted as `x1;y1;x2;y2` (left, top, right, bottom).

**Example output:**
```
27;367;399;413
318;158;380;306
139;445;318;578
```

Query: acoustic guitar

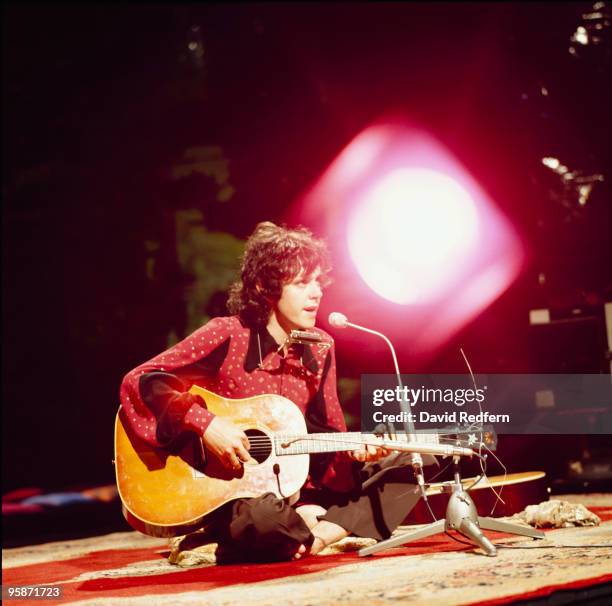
114;385;497;537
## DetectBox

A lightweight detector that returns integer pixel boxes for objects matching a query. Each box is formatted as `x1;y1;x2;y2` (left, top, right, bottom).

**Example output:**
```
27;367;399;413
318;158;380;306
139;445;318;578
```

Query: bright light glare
347;168;479;304
290;121;525;355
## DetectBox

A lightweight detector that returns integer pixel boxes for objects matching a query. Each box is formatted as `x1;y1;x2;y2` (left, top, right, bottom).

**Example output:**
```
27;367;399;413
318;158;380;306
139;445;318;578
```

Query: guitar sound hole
245;429;272;464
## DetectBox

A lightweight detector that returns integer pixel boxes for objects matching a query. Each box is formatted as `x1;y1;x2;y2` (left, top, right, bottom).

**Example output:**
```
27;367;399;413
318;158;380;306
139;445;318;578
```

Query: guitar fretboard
274;431;441;456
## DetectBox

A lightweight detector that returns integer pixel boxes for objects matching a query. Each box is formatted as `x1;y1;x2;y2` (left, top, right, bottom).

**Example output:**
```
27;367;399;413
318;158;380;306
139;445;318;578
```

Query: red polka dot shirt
120;315;354;492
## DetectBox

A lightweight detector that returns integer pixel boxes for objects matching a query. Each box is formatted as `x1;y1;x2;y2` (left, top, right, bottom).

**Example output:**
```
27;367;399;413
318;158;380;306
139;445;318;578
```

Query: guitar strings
243;432;472;442
243;435;476;446
243;427;488;458
239;432;486;456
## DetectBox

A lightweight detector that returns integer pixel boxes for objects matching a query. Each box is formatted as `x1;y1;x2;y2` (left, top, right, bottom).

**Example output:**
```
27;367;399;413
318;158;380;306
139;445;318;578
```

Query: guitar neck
274;431;441;456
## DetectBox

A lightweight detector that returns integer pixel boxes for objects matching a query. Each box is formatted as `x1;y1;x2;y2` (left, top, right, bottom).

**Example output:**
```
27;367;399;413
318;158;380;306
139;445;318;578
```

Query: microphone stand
339;319;426;488
359;454;544;557
329;314;545;557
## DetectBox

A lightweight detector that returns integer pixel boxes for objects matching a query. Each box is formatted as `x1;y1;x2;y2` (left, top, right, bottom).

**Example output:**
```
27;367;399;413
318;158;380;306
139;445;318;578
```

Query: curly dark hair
227;222;332;329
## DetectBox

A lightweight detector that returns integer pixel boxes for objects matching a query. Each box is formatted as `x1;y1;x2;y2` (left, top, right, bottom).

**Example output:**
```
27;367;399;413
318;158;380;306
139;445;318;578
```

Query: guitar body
114;387;310;537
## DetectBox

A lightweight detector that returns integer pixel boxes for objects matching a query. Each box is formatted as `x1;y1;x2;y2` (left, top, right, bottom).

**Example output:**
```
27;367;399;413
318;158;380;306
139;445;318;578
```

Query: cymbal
425;471;546;496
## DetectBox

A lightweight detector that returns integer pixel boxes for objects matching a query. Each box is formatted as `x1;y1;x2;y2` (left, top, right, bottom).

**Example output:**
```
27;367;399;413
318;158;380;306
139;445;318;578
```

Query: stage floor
3;494;612;605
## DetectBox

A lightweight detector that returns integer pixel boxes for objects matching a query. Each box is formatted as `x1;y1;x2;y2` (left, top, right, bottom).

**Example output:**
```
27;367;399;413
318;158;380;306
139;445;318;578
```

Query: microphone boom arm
330;314;426;486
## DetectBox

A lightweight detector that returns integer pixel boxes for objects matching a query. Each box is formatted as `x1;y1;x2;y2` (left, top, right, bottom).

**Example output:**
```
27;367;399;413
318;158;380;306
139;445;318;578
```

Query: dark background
3;3;611;494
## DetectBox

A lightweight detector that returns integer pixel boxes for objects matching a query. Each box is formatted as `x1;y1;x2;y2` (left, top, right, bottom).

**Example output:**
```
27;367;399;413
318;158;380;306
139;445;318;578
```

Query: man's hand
202;416;251;471
347;442;390;463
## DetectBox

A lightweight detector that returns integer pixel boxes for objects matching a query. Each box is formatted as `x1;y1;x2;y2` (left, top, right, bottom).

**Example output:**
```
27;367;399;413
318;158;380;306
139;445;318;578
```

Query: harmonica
289;330;331;348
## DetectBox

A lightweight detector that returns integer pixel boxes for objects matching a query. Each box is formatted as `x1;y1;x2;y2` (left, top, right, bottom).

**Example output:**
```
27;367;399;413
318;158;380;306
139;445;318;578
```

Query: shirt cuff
182;402;215;436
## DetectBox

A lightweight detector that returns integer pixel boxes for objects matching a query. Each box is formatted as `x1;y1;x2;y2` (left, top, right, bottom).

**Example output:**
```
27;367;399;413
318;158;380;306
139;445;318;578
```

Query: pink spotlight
347;168;480;304
289;122;525;355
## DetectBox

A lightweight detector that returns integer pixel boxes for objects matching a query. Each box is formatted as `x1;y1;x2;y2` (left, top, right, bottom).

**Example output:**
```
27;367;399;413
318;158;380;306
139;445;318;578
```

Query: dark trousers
207;453;427;563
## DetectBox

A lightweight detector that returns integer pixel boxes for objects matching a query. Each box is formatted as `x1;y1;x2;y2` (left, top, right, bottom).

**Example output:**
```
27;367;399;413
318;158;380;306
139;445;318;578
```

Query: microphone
327;311;427;488
328;312;348;328
380;441;474;458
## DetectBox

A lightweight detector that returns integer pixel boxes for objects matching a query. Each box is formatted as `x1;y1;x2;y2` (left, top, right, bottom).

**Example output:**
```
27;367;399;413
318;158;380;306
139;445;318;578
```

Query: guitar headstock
435;424;498;452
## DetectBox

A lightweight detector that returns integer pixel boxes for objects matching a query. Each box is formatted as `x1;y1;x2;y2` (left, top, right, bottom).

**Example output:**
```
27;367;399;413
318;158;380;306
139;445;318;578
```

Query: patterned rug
3;494;612;605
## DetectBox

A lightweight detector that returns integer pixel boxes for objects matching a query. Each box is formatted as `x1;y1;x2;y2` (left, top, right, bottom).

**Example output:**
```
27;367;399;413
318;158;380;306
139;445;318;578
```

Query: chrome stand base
359;478;544;557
